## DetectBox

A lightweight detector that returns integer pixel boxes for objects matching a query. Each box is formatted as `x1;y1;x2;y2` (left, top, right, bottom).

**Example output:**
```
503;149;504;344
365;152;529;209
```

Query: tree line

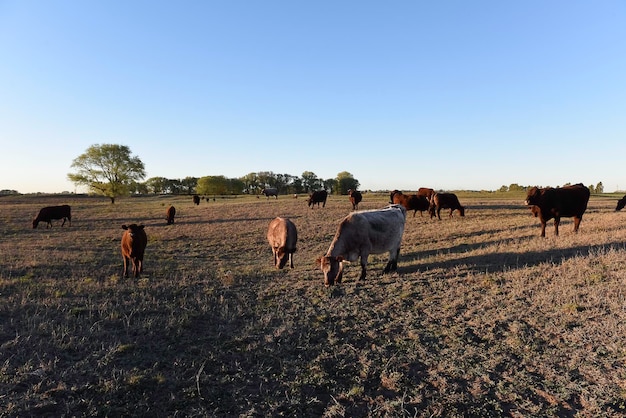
67;144;359;203
131;170;359;197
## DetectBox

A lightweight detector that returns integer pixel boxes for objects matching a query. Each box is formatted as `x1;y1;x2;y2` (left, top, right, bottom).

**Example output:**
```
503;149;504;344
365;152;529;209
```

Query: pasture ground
1;193;626;417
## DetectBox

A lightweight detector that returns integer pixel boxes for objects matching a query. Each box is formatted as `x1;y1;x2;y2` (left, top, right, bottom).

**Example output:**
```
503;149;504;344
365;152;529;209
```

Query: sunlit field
1;193;626;416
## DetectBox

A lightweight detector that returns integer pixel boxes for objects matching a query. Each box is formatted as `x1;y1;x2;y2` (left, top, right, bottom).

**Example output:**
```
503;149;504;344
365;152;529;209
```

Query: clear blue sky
2;1;625;193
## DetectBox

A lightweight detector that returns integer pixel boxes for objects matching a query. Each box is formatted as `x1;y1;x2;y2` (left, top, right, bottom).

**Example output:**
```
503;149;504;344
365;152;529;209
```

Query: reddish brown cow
348;189;362;210
121;224;147;278
429;193;465;220
616;195;626;211
307;190;328;208
33;205;72;228
525;183;590;237
267;217;298;269
166;206;176;224
417;187;435;201
389;190;430;217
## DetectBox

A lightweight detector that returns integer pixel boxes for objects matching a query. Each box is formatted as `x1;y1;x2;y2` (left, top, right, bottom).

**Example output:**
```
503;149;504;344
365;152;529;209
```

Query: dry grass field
1;193;626;417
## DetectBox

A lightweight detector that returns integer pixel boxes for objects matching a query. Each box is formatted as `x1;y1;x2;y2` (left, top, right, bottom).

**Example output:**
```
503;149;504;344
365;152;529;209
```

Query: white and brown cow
266;217;297;269
317;204;406;286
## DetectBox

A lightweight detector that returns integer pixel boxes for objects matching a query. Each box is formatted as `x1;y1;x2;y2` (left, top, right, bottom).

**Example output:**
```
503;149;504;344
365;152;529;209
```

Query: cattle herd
31;184;624;286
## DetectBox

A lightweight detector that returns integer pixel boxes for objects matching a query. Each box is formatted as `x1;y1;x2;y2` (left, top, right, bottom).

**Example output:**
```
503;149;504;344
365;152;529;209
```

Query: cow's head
317;255;344;286
524;187;541;206
32;218;39;229
389;190;400;204
616;198;626;212
122;224;145;237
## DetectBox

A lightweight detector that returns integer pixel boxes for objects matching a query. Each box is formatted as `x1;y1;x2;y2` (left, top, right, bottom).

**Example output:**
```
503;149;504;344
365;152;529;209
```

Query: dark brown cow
348;189;362;210
121;224;147;278
166;206;176;225
33;205;72;228
389;190;430;217
525;183;590;237
429;193;465;220
192;194;200;205
307;190;328;208
267;217;297;269
616;195;626;211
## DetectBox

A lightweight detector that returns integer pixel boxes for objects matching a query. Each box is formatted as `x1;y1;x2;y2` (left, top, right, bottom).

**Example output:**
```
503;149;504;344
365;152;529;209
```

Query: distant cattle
267;217;298;269
166;206;176;225
32;205;72;229
316;204;406;286
192;195;200;205
417;187;435;201
616;195;626;211
348;189;362;210
429;192;465;220
308;190;328;208
121;224;148;278
389;190;430;217
525;183;590;237
261;188;278;199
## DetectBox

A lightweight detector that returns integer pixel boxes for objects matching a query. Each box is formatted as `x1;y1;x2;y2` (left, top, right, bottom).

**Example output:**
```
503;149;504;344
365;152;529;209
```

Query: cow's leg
384;248;400;273
573;216;582;232
449;208;454;217
554;217;560;236
123;257;129;277
437;207;442;220
288;252;294;268
358;254;369;280
61;218;66;227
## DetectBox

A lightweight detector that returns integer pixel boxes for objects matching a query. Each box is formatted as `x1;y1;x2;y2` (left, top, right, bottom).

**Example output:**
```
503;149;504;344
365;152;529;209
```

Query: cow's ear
315;257;322;265
122;225;128;230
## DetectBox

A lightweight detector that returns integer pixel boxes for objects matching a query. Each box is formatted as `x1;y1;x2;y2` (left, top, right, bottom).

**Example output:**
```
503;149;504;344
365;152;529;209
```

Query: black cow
261;188;278;199
33;205;72;228
307;190;328;208
192;195;200;205
429;193;465;220
525;183;590;237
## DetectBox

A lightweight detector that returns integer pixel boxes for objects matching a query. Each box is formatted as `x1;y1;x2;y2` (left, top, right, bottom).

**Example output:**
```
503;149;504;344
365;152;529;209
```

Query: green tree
68;144;145;203
144;177;169;194
302;171;322;192
335;171;360;195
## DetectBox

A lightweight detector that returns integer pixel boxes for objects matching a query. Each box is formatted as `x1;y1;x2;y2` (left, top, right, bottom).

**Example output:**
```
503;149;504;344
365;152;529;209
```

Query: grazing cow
429;192;465;220
32;205;72;229
192;194;200;205
308;190;328;208
266;217;298;269
525;183;590;237
121;224;147;278
261;188;278;199
316;204;407;286
166;205;176;225
348;189;362;210
616;195;626;211
389;190;430;217
417;187;435;201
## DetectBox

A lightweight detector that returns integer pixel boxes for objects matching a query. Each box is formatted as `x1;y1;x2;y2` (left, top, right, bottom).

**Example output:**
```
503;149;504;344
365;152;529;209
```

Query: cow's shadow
400;241;626;275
